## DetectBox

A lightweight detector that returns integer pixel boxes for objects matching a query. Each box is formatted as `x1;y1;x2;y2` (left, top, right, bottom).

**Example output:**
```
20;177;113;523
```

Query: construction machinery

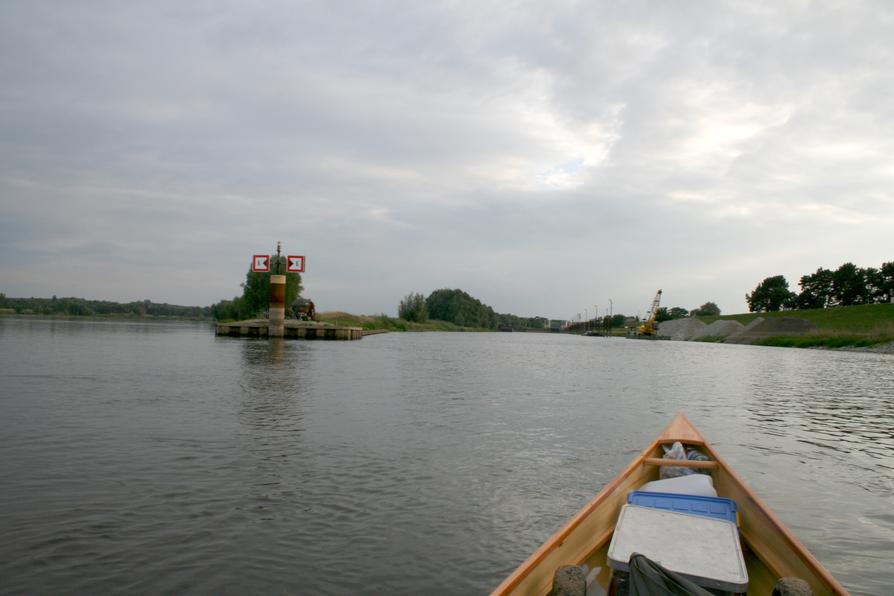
638;289;663;335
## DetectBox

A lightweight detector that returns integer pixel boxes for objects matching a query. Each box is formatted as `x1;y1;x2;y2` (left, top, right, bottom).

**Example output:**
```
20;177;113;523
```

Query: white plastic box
607;505;748;593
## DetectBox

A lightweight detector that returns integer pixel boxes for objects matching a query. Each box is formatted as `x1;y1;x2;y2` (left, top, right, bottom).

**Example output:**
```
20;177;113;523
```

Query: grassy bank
756;335;886;349
700;303;894;348
701;303;892;332
316;311;486;332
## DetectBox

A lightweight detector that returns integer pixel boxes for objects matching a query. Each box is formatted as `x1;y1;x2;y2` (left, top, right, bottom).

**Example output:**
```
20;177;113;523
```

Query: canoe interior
492;415;847;596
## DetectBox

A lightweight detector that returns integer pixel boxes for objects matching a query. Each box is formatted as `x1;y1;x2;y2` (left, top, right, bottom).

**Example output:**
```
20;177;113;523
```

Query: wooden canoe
491;413;848;595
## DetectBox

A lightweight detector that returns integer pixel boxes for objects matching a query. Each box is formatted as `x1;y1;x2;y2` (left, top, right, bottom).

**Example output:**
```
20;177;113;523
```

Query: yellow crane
638;289;663;335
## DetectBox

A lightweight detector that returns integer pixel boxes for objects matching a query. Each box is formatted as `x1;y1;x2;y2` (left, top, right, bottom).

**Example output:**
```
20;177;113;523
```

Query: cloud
1;0;892;316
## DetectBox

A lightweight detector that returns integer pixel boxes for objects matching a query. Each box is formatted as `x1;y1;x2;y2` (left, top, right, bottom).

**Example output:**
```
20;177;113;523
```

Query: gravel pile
725;317;817;344
657;318;707;340
725;317;763;341
740;317;765;332
692;319;745;339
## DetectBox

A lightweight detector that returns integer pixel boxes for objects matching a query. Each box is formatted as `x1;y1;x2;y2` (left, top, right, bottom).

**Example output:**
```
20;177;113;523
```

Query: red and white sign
252;254;270;272
287;255;305;273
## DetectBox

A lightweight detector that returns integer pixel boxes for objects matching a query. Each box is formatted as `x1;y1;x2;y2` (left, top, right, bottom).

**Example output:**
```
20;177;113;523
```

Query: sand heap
657;318;706;340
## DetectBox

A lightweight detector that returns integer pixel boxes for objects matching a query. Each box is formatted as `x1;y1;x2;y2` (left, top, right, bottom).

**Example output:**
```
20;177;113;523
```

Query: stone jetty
216;319;363;340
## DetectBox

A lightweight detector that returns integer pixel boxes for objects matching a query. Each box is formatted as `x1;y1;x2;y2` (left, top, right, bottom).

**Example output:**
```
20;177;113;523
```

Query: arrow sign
287;255;305;273
252;254;270;272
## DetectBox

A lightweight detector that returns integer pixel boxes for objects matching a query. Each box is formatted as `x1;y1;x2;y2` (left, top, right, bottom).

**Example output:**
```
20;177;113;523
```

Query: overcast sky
1;1;892;319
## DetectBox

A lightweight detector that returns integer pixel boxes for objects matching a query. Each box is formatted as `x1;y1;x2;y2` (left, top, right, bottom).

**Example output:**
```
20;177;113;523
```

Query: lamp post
608;298;613;335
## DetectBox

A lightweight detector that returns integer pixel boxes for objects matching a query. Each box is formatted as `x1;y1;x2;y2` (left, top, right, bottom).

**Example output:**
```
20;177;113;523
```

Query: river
1;318;891;594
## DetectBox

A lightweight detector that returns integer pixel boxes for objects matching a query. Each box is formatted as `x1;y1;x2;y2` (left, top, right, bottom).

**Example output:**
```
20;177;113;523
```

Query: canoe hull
491;414;848;596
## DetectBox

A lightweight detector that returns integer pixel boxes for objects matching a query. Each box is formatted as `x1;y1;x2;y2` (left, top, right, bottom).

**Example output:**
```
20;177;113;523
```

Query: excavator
638;289;663;336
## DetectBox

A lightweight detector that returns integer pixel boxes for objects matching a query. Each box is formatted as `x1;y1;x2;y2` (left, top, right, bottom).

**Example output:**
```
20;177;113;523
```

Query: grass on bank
755;335;886;348
699;303;893;333
698;303;894;348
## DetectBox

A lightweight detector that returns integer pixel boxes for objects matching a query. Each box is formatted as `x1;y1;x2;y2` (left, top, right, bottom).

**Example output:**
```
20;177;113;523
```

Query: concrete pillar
269;274;286;337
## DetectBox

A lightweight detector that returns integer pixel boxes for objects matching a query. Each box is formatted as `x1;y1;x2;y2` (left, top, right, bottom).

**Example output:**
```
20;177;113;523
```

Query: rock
772;577;814;595
550;565;586;596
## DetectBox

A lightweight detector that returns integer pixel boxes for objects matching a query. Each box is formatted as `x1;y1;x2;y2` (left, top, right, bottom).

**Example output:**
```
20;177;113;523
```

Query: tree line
0;293;212;318
399;289;722;330
655;302;721;322
399;289;549;329
746;261;894;312
2;254;305;322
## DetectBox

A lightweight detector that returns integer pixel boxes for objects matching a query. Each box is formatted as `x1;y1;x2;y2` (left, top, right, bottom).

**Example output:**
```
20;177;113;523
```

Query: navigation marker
287;255;305;273
252;254;270;272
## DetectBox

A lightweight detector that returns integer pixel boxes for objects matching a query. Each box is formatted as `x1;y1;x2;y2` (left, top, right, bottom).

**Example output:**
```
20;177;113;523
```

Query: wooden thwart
643;457;718;470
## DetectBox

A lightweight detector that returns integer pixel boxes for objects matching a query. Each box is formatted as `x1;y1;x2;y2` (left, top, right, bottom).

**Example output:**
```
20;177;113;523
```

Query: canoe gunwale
491;436;664;594
696;439;848;594
490;413;849;596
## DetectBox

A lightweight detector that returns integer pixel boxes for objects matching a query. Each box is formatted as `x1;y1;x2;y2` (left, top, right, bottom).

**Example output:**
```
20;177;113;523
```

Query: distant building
549;319;566;330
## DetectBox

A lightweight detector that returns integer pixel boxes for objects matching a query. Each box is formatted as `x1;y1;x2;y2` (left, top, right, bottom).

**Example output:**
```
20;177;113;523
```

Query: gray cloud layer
2;1;892;317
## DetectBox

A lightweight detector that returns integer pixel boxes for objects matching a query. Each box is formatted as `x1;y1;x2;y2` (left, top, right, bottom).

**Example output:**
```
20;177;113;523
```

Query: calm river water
1;318;892;595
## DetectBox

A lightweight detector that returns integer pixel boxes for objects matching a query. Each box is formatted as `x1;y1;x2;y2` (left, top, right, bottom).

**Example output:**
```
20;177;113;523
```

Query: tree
746;275;796;312
691;302;720;317
655;307;687;322
398;292;428;322
211;298;244;321
669;307;689;319
221;256;303;320
654;307;672;322
879;261;894;303
797;267;834;309
831;262;867;306
863;267;883;304
425;288;498;328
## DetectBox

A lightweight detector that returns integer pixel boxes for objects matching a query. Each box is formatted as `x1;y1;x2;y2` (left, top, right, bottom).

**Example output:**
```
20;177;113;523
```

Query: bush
398;292;428;323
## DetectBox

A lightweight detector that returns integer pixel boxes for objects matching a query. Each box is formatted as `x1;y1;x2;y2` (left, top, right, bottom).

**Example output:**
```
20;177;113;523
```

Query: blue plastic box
627;491;738;525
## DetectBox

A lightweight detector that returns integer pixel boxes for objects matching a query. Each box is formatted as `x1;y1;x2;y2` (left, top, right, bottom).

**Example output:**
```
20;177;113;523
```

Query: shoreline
810;340;894;355
4;314;892;354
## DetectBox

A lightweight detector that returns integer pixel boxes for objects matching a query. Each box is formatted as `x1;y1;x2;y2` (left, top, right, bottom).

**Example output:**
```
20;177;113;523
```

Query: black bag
628;553;713;596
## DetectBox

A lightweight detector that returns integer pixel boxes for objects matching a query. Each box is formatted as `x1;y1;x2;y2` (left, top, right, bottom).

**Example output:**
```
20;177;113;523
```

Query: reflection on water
0;319;892;595
238;339;309;433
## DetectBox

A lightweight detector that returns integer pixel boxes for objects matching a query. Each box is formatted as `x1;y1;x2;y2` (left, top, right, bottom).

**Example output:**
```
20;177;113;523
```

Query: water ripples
0;321;892;594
